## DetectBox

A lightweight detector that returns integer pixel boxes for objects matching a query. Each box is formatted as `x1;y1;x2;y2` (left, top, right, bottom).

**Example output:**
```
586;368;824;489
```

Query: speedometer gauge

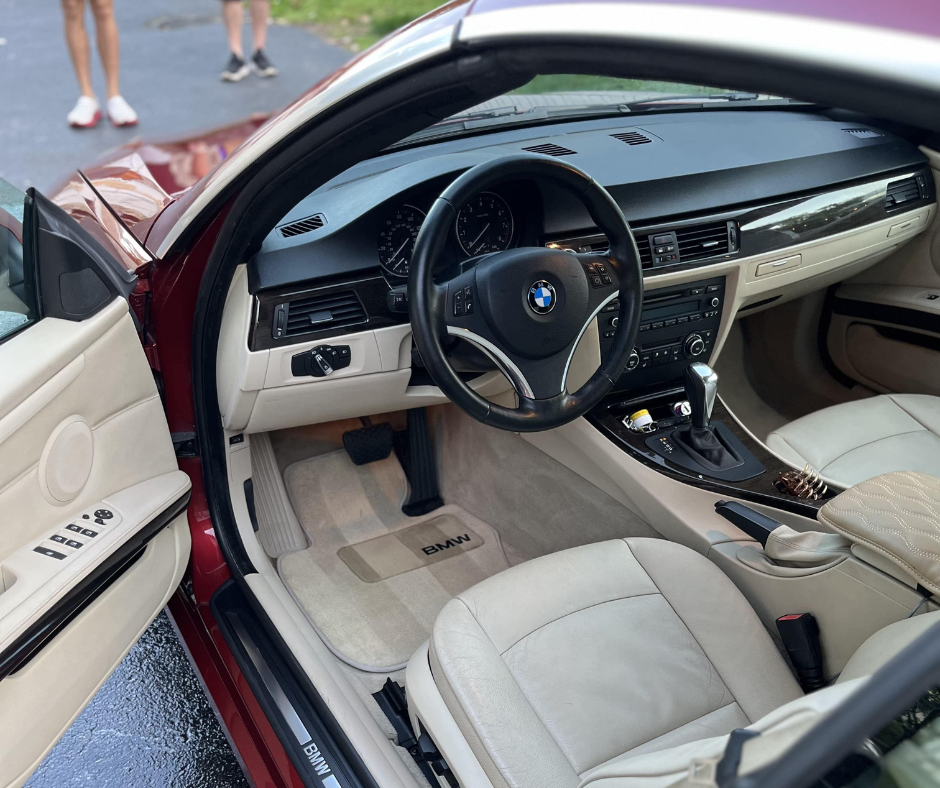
456;192;514;256
377;204;425;277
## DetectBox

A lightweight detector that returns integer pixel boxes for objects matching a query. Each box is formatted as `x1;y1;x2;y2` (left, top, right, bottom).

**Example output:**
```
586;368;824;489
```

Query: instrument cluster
376;190;515;279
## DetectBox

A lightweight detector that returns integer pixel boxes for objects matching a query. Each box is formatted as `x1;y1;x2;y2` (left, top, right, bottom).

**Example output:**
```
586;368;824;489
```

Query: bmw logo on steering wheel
528;280;556;315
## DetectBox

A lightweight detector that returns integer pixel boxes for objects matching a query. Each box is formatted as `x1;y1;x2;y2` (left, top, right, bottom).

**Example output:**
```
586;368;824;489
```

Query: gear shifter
677;362;737;467
685;362;718;429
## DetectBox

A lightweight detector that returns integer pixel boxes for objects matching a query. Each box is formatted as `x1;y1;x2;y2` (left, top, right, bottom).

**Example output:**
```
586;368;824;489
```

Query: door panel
827;146;940;394
0;186;191;787
0;517;190;788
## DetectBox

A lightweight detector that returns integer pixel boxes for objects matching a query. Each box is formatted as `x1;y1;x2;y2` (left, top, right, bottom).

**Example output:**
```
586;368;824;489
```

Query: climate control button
685;333;706;357
626;349;640;371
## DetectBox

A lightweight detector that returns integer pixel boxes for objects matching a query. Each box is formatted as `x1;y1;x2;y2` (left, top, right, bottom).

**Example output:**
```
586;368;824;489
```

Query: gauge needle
468;223;490;252
388;237;410;269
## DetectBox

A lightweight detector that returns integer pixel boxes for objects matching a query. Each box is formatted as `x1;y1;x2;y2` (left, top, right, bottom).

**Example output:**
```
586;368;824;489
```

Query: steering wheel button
591;275;603;287
601;275;612;285
454;302;465;316
465;301;473;314
454;290;464;302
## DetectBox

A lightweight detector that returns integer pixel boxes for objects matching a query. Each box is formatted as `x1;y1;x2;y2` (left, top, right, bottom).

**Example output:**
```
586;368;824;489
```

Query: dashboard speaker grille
611;131;652;146
278;213;326;238
523;142;576;157
283;289;366;337
885;176;920;209
843;128;884;139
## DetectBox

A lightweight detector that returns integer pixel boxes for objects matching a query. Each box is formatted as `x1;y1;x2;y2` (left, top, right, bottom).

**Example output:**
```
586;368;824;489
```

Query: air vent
843;128;884;139
523;142;576;157
278;213;326;238
278;290;367;338
611;131;652;146
674;221;731;262
633;239;654;268
885;176;921;209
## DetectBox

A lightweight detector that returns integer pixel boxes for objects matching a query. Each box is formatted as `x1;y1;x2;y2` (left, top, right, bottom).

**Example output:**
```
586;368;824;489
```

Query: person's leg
249;0;269;53
248;0;277;77
87;0;137;125
223;0;245;58
87;0;120;98
61;0;94;98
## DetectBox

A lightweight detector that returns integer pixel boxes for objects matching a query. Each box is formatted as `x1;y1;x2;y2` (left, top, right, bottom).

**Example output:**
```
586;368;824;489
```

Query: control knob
709;296;721;308
626;348;640;371
685;333;706;357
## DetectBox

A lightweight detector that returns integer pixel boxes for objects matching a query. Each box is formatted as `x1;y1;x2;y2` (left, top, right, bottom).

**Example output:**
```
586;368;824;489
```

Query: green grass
270;0;440;51
511;74;717;96
269;0;725;100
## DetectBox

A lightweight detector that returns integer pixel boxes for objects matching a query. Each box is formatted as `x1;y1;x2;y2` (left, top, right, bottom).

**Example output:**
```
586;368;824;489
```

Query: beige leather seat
766;393;940;488
407;538;936;788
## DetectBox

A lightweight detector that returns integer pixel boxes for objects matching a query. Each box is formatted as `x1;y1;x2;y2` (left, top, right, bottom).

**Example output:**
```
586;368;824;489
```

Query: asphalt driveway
1;1;349;784
0;0;350;191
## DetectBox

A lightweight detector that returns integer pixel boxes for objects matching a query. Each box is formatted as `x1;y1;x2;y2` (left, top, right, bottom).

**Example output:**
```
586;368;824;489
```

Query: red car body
41;1;940;785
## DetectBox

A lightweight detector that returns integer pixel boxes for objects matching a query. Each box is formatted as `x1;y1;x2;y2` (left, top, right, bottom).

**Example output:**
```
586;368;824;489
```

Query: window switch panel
34;545;68;560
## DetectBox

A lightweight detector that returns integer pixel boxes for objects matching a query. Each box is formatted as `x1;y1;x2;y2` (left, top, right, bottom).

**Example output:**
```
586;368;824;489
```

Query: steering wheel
410;155;644;432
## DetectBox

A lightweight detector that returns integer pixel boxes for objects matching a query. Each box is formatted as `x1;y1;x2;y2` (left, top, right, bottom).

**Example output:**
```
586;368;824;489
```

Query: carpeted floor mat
278;450;508;671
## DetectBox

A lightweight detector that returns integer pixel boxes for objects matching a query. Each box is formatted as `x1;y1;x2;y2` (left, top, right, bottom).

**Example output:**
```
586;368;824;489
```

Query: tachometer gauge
377;204;425;277
456;192;514;256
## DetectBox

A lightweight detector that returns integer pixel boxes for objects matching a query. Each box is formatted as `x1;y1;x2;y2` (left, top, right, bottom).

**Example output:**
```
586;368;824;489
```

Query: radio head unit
598;275;725;390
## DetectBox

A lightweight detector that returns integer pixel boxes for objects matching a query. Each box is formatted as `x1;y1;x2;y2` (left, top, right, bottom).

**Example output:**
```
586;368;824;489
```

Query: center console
599;275;726;390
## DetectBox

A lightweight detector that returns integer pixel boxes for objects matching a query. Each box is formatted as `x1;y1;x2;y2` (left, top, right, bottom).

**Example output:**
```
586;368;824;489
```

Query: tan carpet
278;450;508;671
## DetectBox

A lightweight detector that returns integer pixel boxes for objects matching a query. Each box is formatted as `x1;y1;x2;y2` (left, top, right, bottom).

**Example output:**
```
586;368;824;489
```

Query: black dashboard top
248;109;928;294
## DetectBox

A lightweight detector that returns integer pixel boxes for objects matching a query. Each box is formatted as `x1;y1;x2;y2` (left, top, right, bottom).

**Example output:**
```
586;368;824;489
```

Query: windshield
398;74;789;145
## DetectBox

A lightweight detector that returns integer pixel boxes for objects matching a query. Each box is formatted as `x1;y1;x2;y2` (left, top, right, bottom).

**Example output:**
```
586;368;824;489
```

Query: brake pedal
342;422;393;465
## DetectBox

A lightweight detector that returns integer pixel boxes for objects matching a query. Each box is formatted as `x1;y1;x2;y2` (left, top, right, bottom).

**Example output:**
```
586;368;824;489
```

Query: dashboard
221;109;936;433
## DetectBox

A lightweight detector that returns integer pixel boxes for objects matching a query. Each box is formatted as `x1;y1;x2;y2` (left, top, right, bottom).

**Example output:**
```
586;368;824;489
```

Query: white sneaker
107;96;138;127
67;96;102;129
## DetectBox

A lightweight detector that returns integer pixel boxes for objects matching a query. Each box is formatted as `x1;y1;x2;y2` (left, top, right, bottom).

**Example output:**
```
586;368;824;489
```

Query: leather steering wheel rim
410;154;644;432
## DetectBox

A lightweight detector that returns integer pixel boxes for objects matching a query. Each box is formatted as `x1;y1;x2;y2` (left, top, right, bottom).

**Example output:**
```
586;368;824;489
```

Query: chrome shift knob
685;362;718;429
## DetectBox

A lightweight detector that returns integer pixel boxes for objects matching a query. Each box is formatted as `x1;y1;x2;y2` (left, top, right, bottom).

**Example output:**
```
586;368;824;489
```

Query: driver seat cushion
429;538;802;788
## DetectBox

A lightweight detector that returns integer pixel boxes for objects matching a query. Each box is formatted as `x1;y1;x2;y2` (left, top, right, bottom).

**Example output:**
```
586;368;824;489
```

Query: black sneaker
221;53;250;82
251;49;278;78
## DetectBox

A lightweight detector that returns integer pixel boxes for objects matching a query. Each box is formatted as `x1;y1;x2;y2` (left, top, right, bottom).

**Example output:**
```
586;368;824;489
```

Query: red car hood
49;114;270;265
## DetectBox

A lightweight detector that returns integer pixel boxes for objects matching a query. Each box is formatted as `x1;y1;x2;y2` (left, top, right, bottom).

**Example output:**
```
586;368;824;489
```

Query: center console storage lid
818;471;940;594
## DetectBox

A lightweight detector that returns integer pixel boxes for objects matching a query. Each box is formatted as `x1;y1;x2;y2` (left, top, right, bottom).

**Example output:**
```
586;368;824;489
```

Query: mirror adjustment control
291;345;352;378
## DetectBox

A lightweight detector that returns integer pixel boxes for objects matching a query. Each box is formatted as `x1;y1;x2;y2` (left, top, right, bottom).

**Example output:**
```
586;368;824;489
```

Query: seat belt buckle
776;613;825;691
